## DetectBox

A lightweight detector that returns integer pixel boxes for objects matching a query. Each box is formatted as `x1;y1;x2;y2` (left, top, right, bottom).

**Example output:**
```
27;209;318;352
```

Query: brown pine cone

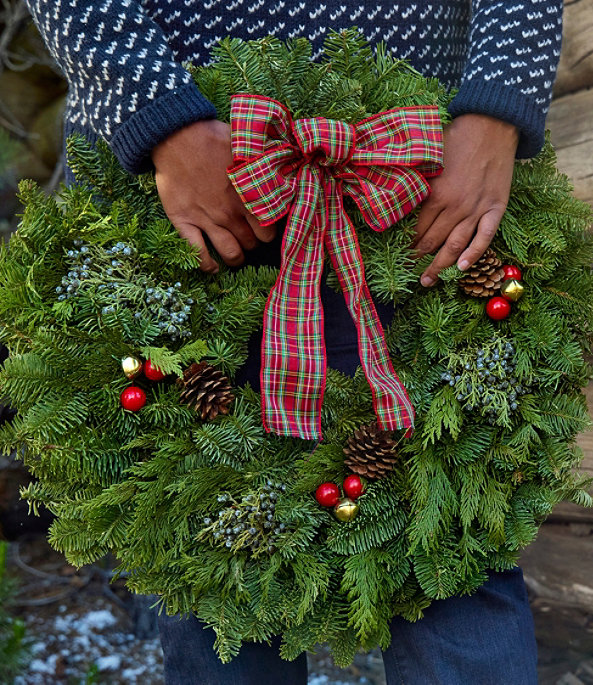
458;248;506;298
343;423;398;481
177;361;233;420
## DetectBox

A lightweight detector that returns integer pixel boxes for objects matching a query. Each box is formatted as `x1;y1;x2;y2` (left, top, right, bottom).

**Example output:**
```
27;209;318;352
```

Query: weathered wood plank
549;502;593;523
554;0;593;97
520;524;593;611
547;87;593;207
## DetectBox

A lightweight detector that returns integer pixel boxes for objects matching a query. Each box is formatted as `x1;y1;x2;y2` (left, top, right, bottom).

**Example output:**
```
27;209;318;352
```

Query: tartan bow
227;94;444;440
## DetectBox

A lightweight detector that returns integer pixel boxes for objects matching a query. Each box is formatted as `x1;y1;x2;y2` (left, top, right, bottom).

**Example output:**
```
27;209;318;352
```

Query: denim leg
157;611;308;685
382;567;538;685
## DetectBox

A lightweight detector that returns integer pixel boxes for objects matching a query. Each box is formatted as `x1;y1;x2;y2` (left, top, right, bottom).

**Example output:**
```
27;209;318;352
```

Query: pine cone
343;423;398;480
177;362;233;420
458;248;506;298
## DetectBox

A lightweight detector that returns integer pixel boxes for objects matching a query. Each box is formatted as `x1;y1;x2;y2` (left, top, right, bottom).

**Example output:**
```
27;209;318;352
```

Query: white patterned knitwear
23;0;563;177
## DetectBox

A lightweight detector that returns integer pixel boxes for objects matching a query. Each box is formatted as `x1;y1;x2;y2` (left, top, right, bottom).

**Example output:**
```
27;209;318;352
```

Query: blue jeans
157;566;538;684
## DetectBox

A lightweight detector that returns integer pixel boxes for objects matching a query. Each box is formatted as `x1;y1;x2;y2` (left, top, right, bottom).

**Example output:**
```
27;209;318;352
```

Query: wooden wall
547;0;593;207
546;1;593;522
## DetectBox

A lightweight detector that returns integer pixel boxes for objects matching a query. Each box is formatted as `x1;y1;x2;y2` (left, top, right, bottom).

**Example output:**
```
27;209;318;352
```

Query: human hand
410;113;519;286
151;119;276;273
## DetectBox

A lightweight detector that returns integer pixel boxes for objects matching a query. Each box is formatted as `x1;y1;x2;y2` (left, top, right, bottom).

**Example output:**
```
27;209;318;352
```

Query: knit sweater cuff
110;83;217;175
448;80;546;159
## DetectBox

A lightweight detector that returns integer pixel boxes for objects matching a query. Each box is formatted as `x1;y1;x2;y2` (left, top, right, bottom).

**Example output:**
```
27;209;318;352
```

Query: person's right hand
151;119;276;273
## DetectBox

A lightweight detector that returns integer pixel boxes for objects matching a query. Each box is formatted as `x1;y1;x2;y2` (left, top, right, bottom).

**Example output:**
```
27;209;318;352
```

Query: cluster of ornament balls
315;475;365;522
120;356;167;411
458;248;524;319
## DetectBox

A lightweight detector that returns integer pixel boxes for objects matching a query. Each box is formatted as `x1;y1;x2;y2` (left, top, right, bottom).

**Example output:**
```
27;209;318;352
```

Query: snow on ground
8;534;384;684
13;598;166;684
12;596;385;684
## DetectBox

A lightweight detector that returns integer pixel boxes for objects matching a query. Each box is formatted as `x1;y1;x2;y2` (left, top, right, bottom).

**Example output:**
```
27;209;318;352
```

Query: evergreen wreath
1;29;593;664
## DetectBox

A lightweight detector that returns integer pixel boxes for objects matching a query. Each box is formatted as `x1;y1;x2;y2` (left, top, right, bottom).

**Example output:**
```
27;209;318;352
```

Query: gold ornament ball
500;278;524;302
333;497;359;522
121;356;143;379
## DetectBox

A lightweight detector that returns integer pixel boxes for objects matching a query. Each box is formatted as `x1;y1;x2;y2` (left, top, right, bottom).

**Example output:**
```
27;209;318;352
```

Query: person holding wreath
21;0;563;682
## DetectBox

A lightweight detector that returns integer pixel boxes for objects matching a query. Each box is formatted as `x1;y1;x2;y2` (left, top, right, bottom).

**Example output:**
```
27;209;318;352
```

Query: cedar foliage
0;29;593;664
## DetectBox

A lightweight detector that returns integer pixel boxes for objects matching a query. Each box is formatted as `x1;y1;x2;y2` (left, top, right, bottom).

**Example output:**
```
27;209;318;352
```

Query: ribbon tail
323;177;415;436
260;165;328;440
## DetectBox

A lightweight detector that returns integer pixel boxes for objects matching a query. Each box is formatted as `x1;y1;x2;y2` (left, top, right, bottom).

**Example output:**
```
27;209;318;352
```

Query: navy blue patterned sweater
24;0;563;177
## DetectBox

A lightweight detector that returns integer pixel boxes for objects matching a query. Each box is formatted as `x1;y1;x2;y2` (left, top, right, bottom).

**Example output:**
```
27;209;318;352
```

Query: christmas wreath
1;30;593;665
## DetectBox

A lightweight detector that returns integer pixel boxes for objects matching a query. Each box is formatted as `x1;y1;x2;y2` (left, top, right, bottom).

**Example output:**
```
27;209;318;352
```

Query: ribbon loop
227;94;444;440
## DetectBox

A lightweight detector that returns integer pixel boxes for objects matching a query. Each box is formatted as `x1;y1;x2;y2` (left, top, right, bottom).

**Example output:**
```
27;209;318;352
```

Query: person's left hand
410;113;520;287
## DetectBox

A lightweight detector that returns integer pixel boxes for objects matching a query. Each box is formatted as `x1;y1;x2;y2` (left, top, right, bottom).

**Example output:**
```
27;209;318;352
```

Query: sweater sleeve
448;0;563;158
23;0;217;174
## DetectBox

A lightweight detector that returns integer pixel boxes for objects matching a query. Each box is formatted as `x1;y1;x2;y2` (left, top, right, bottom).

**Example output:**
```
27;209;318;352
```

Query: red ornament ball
315;482;340;508
343;475;365;500
120;386;147;412
486;296;511;320
144;360;167;381
502;264;522;281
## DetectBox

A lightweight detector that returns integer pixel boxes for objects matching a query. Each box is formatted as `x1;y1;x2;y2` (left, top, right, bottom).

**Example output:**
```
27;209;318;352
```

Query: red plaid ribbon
227;94;443;440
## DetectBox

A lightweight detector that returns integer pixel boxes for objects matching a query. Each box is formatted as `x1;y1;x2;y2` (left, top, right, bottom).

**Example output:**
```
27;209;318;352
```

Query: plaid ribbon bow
227;94;444;440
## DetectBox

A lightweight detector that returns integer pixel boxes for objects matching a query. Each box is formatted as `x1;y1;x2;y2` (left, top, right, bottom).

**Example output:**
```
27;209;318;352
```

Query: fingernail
458;259;469;271
420;275;435;287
